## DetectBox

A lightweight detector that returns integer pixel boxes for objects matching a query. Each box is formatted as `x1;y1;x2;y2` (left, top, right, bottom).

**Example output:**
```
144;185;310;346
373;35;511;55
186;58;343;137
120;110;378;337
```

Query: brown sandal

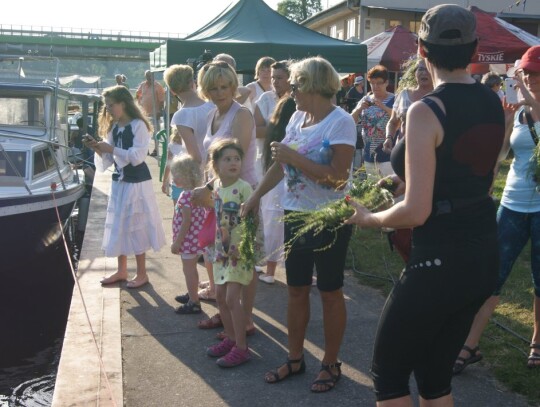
197;313;223;329
527;343;540;368
453;345;482;375
310;362;342;393
264;355;306;384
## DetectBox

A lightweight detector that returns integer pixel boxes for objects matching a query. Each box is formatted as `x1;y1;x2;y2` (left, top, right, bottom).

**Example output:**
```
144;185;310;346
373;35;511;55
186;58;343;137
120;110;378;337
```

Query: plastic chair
155;129;168;182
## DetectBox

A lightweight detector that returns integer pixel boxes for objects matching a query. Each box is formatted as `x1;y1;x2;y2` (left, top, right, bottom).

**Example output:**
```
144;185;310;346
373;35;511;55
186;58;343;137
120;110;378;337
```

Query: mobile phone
505;78;520;104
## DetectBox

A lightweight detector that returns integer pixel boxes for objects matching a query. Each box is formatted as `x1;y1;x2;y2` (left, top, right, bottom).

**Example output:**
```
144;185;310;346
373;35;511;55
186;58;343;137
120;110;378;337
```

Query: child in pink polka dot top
170;154;206;314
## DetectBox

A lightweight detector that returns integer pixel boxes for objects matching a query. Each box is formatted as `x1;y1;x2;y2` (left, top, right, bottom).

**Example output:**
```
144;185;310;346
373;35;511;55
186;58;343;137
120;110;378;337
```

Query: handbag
197;208;217;249
387;228;412;263
373;142;391;163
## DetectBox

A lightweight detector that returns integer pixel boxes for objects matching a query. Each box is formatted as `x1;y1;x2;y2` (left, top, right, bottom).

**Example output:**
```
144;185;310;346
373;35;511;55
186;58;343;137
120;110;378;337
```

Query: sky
1;0;282;37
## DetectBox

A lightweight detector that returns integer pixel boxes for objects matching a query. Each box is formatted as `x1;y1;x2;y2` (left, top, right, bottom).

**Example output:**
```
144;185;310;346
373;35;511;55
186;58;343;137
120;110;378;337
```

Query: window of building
348;18;356;38
410;20;421;33
329;25;337;38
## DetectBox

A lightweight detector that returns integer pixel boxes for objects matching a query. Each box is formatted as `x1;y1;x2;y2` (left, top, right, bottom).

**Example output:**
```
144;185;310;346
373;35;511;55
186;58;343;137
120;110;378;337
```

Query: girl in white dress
84;85;166;288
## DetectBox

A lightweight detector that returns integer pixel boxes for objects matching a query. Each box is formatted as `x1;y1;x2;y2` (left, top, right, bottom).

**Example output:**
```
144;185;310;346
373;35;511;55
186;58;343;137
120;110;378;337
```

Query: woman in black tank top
345;5;505;405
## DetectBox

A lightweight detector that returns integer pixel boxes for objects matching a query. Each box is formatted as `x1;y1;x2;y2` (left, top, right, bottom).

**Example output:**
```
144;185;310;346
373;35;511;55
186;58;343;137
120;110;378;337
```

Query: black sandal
264;355;306;384
175;292;189;304
311;361;342;393
453;345;483;375
174;301;201;314
527;343;540;369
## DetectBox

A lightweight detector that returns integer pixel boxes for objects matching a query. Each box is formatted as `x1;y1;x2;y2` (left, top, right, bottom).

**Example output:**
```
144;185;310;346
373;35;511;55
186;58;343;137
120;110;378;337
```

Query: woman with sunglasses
241;56;356;393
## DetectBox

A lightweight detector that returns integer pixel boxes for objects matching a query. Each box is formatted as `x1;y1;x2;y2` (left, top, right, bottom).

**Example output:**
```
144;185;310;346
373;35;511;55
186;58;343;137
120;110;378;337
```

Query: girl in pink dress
170;154;207;314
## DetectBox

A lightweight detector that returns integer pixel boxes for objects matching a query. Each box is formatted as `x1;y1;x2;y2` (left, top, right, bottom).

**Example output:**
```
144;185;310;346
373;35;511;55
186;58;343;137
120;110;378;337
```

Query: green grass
345;159;540;405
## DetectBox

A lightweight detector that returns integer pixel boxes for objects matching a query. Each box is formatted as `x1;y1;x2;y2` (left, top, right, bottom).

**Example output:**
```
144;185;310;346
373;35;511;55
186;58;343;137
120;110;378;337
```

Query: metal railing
0;24;188;43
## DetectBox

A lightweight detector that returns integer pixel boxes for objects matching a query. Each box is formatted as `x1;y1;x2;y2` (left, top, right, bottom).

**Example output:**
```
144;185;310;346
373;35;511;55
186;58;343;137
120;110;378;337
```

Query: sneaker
207;337;235;357
175;293;190;304
149;149;158;157
216;346;251;367
255;265;264;273
174;301;202;314
258;274;275;284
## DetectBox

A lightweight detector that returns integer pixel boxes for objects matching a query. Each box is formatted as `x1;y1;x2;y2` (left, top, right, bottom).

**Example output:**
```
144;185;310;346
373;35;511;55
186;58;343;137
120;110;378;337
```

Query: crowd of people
81;4;540;404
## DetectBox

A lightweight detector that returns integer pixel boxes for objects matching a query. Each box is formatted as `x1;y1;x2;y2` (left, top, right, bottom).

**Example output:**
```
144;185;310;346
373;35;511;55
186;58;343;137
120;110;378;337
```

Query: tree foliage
277;0;322;23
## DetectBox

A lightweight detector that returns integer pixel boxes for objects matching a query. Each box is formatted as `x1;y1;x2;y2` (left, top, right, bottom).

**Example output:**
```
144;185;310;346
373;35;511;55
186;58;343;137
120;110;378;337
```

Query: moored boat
0;57;99;270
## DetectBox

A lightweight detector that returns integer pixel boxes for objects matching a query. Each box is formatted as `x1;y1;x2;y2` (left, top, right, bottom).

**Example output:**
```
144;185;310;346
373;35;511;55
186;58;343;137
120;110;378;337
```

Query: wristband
205;182;214;191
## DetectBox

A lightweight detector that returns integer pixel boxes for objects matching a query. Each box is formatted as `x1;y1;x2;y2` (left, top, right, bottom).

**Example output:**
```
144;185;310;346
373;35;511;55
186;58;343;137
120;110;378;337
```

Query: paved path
53;155;532;406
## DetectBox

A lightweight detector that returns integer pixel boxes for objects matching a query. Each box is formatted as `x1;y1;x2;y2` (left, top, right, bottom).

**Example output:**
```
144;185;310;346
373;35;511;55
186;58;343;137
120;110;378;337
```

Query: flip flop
100;274;128;285
126;276;149;289
198;287;216;302
198;281;210;289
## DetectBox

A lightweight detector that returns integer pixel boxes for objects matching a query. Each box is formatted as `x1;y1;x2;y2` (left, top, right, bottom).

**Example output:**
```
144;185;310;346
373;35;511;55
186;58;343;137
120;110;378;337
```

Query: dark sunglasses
202;61;232;73
290;83;299;93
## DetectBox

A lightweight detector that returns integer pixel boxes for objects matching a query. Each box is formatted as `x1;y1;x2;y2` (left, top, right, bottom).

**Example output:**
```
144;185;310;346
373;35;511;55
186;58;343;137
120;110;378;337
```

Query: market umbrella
361;25;418;72
471;6;540;65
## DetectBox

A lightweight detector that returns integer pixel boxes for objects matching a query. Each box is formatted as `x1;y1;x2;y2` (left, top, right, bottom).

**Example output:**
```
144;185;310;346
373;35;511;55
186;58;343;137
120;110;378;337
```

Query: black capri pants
371;234;498;401
284;211;352;292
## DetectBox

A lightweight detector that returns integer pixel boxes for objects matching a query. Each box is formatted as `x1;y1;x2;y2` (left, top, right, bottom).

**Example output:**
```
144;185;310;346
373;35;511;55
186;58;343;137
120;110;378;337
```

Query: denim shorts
493;205;540;297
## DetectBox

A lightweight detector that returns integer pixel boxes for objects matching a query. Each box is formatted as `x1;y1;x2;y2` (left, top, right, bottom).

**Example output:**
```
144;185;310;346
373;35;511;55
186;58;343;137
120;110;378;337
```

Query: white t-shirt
255;91;279;123
246;81;268;114
281;107;356;211
171;102;214;159
168;141;185;158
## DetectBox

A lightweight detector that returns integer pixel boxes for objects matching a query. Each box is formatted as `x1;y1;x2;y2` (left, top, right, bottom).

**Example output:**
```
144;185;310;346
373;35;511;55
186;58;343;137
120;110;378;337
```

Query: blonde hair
254;56;276;79
289;56;340;99
170;154;203;190
170;127;182;144
213;53;237;69
197;61;239;101
164;64;194;94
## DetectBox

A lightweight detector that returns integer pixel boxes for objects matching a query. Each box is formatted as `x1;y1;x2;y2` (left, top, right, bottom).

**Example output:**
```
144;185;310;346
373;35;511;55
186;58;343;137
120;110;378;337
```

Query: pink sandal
216;346;251;367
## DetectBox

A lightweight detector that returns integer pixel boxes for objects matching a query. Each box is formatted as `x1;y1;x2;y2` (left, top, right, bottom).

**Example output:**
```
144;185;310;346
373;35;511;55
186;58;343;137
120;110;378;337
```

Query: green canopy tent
149;0;367;74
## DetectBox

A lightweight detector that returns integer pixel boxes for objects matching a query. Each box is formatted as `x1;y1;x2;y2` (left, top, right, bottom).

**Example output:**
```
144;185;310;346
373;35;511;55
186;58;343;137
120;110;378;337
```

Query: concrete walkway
52;156;532;406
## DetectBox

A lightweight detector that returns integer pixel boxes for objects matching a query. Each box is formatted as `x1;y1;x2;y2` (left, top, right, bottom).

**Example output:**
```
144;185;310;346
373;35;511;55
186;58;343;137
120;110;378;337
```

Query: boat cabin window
33;148;55;177
0;96;45;127
0;151;27;178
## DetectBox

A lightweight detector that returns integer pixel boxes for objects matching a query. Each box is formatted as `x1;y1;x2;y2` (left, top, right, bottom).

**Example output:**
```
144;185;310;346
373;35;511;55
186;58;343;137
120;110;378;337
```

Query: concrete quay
52;156;531;407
